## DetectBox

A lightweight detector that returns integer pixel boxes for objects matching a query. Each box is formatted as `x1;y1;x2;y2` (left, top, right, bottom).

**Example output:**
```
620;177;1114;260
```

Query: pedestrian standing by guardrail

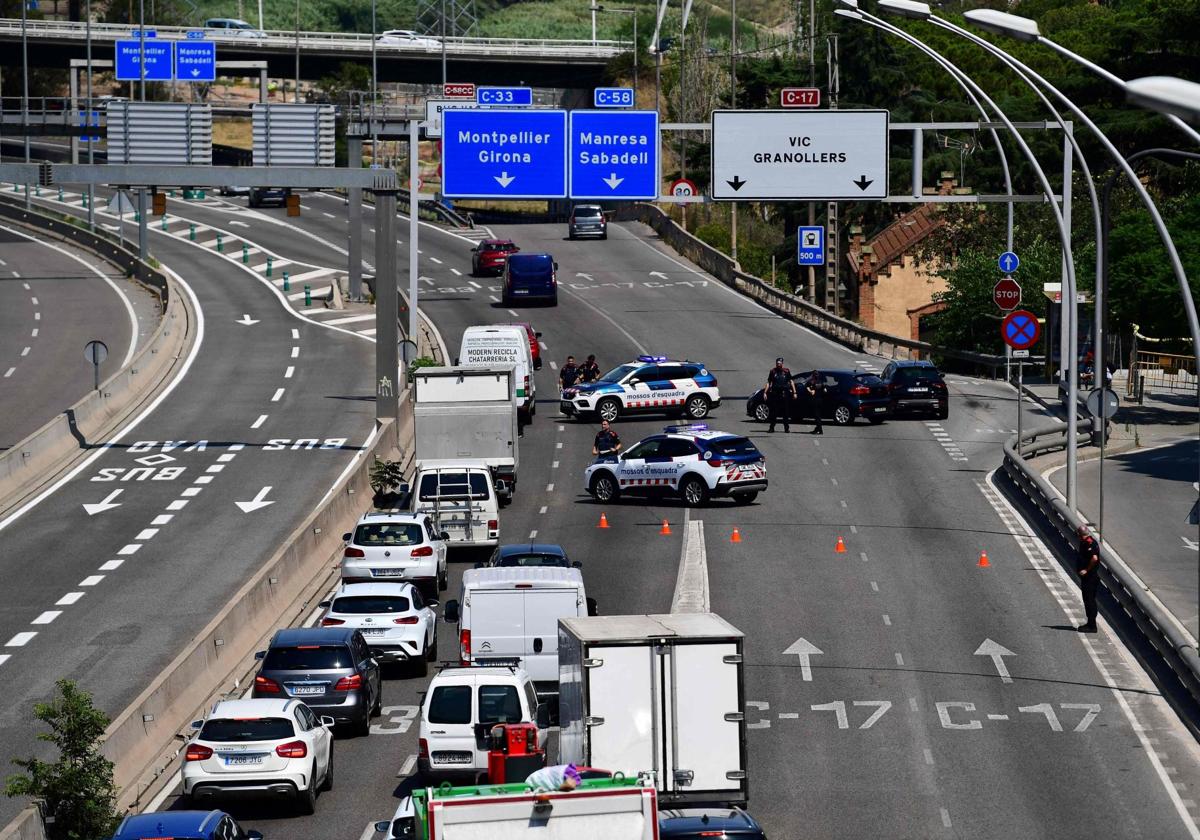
1077;525;1100;633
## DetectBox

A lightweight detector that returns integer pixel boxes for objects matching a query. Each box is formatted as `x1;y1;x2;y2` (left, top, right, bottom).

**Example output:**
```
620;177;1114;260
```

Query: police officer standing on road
592;419;622;459
579;354;601;384
560;355;580;391
804;371;825;435
765;357;796;433
1076;524;1100;632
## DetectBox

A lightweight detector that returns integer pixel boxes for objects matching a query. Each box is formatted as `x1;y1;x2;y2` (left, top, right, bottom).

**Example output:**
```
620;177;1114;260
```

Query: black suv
253;627;382;736
880;359;949;419
746;369;890;425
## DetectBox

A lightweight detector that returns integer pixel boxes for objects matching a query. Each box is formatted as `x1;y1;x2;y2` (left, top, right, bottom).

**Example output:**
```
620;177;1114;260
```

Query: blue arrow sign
999;250;1020;273
594;87;634;108
443;109;567;199
797;226;825;266
115;39;172;81
477;86;533;106
568;110;658;201
175;40;216;82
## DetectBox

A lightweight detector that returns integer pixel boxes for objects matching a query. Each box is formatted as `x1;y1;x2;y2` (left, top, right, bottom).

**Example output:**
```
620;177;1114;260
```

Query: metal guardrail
0;18;625;58
1002;420;1200;706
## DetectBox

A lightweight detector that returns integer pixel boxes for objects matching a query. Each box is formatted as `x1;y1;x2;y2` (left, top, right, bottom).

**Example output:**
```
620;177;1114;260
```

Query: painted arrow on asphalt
603;172;625;190
649;271;669;280
575;272;594;281
82;489;123;515
235;486;275;513
494;172;515;188
235;314;260;326
974;638;1015;684
783;637;823;682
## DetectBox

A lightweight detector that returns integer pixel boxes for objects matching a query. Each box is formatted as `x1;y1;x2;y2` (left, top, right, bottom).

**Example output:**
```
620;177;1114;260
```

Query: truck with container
557;613;748;807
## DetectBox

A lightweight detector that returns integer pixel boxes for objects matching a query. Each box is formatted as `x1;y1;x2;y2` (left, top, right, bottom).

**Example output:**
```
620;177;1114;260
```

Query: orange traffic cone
660;519;672;535
730;527;742;543
597;512;610;529
977;550;990;568
835;536;847;553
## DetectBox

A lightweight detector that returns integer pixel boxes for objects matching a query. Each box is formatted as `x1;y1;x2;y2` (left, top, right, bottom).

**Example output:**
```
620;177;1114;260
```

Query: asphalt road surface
120;205;1200;839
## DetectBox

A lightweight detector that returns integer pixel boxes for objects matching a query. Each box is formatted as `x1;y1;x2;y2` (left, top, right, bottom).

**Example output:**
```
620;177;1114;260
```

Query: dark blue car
659;807;767;839
481;543;581;569
110;810;262;840
503;253;558;306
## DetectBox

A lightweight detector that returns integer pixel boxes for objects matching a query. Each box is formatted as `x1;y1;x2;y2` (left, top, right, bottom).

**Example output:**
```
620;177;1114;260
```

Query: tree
6;680;120;840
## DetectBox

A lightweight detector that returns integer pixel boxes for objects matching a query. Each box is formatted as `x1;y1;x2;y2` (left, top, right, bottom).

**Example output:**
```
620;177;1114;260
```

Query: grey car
568;204;607;240
253;626;382;736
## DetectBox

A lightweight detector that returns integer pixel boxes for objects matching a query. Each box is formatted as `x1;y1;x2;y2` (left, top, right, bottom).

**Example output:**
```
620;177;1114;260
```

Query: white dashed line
323;212;336;218
284;366;295;378
489;295;499;302
271;388;285;402
31;611;60;625
539;506;548;514
546;483;555;492
870;581;879;592
529;529;538;539
291;328;300;339
194;476;213;484
252;414;268;429
860;552;869;563
217;453;237;462
56;592;84;606
34;312;40;320
134;529;158;540
29;296;38;305
151;514;173;525
941;809;952;828
206;464;225;473
6;632;36;647
450;268;462;276
291;346;300;358
181;487;202;497
550;361;558;370
117;544;141;556
552;461;560;469
507;309;519;317
229;444;245;452
882;614;892;626
0;654;10;666
80;575;104;586
166;499;189;510
924;748;934;765
99;559;123;571
430;257;442;264
3;368;13;378
555;442;562;449
895;653;905;666
20;347;30;357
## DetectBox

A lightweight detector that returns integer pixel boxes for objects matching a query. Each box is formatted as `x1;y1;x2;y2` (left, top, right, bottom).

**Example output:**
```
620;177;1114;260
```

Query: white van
417;665;549;780
458;325;536;421
409;461;499;548
442;567;595;700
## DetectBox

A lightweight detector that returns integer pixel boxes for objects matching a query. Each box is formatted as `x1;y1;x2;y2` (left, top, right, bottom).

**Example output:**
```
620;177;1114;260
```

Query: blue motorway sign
115;39;172;81
594;87;634;108
442;109;567;199
797;226;825;266
477;86;533;106
568;110;658;200
186;29;206;39
78;110;101;143
175;40;216;81
998;250;1019;273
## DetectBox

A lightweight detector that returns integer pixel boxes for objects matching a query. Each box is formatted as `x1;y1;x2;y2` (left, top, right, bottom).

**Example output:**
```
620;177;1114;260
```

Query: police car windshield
600;364;638;383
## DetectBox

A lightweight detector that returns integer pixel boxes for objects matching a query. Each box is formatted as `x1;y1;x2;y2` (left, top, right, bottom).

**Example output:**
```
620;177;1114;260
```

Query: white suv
182;698;334;815
342;512;448;595
319;582;438;676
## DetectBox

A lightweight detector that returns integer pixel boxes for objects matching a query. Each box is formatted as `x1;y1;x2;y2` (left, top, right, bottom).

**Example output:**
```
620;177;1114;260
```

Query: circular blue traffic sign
998;251;1020;273
1001;309;1040;351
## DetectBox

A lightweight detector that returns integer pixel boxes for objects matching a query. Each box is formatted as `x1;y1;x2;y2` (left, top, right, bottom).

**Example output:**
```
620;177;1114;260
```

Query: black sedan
746;369;891;426
478;543;581;569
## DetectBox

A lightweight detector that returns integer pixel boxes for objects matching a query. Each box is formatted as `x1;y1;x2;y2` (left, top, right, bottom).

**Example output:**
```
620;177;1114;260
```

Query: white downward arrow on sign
974;638;1015;684
783;637;823;682
235;314;260;326
236;486;275;513
494;172;515;188
191;68;200;77
82;489;123;515
603;172;624;189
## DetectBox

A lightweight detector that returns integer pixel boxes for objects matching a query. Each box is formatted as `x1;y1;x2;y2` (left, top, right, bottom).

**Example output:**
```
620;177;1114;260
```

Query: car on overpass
378;29;441;48
204;17;267;38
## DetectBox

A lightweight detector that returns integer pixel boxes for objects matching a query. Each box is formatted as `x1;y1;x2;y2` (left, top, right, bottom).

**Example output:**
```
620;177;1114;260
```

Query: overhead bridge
0;19;623;87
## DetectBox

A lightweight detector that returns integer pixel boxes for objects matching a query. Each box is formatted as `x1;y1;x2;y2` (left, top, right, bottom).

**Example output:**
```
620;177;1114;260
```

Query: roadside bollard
34;185;40;197
168;190;175;197
216;234;224;252
242;243;249;264
81;193;88;207
282;271;290;292
161;215;168;231
57;187;63;201
189;224;196;241
266;257;273;277
304;284;311;307
134;211;140;222
11;183;18;192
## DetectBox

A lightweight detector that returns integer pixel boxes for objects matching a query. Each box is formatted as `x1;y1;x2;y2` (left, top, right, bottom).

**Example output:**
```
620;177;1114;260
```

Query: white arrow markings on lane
602;173;625;190
235;314;260;326
82;489;123;515
235;486;275;513
649;271;669;280
783;637;824;682
494;172;515;188
974;638;1016;684
575;273;594;282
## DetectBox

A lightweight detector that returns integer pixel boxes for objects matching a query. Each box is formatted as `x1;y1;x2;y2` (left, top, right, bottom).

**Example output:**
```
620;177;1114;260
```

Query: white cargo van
409;461;500;548
457;325;536;421
443;567;596;700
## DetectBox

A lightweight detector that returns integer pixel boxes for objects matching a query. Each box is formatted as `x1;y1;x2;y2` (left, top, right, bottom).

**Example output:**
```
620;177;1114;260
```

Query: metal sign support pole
408;118;420;349
1016;360;1023;456
375;189;399;422
347;135;363;301
137;188;147;259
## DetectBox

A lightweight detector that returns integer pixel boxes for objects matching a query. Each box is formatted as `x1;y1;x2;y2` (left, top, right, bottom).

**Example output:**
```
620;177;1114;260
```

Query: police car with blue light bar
583;424;767;507
560;355;720;423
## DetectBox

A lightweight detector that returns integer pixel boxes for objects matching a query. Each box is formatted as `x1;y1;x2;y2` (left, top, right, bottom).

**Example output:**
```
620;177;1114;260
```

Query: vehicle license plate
360;628;387;636
372;568;404;577
910;387;929;393
873;406;887;412
225;754;264;766
290;685;323;696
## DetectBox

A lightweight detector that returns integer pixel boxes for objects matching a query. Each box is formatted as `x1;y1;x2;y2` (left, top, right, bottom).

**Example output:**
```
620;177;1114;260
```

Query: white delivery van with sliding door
458;325;536;422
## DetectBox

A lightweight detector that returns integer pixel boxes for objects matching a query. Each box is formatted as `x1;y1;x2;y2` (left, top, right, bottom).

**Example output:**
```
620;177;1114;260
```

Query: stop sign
993;276;1021;311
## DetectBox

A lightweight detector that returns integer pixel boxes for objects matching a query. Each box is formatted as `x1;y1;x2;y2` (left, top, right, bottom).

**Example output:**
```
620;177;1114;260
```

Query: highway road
0;224;143;450
113;205;1200;838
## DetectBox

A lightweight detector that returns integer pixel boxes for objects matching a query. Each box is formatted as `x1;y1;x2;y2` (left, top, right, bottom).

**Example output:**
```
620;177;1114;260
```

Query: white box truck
557;613;748;806
413;365;519;502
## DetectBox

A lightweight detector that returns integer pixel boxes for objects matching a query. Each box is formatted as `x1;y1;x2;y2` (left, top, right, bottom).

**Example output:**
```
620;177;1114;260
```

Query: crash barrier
0;807;47;840
341;185;472;229
626;203;1014;377
1001;419;1200;707
0;199;191;516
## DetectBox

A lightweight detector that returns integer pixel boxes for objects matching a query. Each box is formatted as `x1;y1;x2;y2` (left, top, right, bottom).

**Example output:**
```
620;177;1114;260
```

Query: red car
471;238;519;276
507;322;543;370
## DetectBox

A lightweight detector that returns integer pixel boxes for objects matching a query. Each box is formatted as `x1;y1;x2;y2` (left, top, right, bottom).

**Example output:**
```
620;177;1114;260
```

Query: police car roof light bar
637;354;669;363
664;423;709;433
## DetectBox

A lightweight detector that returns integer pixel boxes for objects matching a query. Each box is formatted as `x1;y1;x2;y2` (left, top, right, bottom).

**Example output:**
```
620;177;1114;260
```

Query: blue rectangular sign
78;110;101;143
115;39;172;81
129;29;156;37
443;109;567;199
594;87;634;108
797;226;825;266
186;29;206;39
477;86;533;106
569;110;658;201
175;40;216;82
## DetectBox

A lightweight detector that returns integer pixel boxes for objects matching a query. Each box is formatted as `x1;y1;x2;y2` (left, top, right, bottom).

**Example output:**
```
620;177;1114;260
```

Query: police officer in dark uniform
579;354;601;383
764;357;796;433
804;371;825;435
592;419;622;459
559;355;580;391
1076;524;1100;632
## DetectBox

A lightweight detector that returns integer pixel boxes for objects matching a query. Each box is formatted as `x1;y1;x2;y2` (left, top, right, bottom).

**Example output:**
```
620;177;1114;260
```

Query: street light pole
294;0;300;102
371;0;378;167
86;0;95;229
730;0;737;263
21;0;30;210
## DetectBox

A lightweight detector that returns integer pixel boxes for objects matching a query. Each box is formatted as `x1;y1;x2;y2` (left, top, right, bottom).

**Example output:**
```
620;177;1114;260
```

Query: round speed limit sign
670;178;698;197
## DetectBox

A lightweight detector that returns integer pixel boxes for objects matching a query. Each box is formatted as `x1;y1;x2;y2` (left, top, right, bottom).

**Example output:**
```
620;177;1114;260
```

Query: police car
560;355;720;423
583;424;766;507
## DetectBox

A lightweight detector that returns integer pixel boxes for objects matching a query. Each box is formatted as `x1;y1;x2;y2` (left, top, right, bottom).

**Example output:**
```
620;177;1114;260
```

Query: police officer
1076;524;1100;632
579;354;601;383
804;371;825;435
764;357;796;433
592;419;622;458
559;355;580;391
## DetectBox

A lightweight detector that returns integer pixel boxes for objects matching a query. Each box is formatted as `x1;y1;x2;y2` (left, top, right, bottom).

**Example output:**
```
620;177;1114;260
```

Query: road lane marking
356;824;377;840
31;328;38;337
291;346;300;358
134;529;158;540
552;461;559;469
398;753;417;778
252;414;268;429
3;368;13;378
33;312;40;320
546;483;554;492
206;464;225;473
194;476;213;484
882;615;891;626
117;544;141;555
152;514;173;526
923;749;934;765
20;347;29;356
539;506;547;514
529;529;538;539
291;328;300;339
860;552;869;563
870;581;879;592
31;611;60;625
166;499;189;510
181;487;202;497
271;388;285;402
30;296;38;305
671;513;709;614
507;309;520;317
6;632;36;646
451;268;462;276
56;592;84;605
80;575;104;586
489;295;499;302
217;453;237;462
895;653;905;666
284;365;295;378
430;256;442;264
940;808;952;828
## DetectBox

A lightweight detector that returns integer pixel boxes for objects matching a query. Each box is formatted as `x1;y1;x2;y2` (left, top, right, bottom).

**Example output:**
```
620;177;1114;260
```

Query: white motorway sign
424;98;482;139
710;109;889;201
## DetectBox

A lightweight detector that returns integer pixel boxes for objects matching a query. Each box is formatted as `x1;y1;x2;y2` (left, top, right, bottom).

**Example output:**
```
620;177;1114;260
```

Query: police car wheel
685;395;710;419
680;476;709;507
590;472;620;502
753;403;770;422
833;404;854;425
596;398;621;423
